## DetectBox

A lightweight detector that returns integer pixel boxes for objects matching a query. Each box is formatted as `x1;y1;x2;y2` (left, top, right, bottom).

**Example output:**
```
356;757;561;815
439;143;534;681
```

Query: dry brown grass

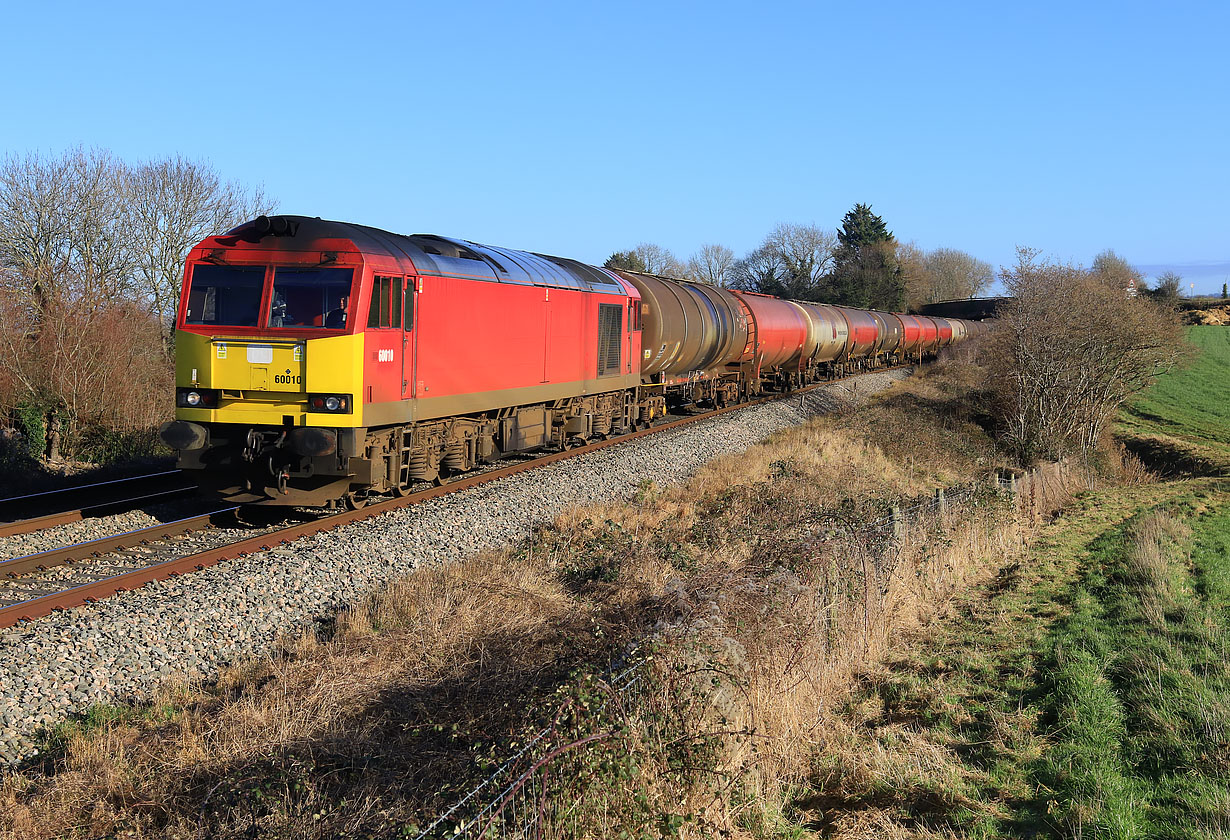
1;359;1050;839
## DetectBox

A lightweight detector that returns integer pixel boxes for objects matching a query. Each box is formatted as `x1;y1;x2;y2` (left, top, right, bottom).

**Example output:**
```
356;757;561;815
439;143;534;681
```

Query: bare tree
1090;249;1143;297
604;243;682;276
764;222;837;299
923;248;993;302
1;149;269;342
685;243;735;287
0;152;66;311
988;247;1185;463
0;148;273;457
0;148;138;427
127;156;272;352
729;245;787;295
897;241;930;310
1150;270;1183;303
63;149;137;301
899;244;993;310
631;242;683;276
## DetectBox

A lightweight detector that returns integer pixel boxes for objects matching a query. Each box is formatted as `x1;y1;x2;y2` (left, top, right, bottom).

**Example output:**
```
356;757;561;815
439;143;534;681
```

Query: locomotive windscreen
269;267;354;329
185;265;265;327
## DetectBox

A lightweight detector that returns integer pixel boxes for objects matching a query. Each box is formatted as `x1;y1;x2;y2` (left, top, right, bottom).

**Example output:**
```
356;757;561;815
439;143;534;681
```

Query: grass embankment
807;326;1230;837
1;359;1030;839
1118;325;1230;473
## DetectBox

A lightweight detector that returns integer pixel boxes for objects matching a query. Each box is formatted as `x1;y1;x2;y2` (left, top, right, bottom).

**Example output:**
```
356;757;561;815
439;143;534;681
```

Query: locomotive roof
223;216;626;294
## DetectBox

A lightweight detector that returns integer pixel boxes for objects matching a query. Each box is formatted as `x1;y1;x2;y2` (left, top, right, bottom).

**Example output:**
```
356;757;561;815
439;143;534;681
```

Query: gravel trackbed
0;369;910;763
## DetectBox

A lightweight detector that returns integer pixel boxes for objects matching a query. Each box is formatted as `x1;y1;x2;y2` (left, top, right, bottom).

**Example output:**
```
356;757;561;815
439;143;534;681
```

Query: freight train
159;216;983;508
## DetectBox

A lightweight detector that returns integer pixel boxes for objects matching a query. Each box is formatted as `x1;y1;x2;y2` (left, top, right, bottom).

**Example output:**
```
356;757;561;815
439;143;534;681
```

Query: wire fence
411;465;1065;839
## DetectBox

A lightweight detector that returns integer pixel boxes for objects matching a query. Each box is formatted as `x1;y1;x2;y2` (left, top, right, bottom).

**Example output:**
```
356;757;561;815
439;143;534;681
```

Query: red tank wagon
731;291;811;387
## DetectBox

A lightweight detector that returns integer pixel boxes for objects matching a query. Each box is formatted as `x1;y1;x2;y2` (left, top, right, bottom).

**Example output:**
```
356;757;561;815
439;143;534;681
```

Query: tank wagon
160;216;981;508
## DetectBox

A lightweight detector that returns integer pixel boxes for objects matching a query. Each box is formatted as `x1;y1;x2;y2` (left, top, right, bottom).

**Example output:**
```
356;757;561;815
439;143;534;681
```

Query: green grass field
807;326;1230;837
1118;325;1230;469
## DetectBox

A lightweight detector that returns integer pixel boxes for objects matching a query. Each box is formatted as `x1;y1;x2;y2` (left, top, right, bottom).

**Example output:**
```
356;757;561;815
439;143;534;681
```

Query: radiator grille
597;304;622;376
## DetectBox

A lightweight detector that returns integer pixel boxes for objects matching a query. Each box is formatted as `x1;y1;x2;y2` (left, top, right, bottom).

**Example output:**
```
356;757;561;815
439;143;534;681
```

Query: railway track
0;367;912;629
0;470;198;539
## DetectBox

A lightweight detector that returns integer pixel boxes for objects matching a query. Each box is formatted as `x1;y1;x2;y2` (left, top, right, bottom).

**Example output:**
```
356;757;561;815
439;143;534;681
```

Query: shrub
12;402;47;460
987;247;1187;463
73;422;172;466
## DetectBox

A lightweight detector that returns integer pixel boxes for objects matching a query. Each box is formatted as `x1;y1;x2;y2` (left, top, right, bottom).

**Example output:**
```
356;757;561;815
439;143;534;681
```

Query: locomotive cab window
627;299;641;331
269;267;354;329
185;265;266;327
367;276;403;329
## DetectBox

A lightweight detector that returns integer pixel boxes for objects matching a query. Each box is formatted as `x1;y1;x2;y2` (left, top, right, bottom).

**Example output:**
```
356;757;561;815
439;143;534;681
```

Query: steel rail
0;488;201;539
0;470;182;506
0;509;236;579
0;365;912;628
0;471;197;538
0;469;184;509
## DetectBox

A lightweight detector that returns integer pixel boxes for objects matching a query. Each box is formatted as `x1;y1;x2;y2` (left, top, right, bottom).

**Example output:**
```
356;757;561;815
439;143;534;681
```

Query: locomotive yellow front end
160;216;377;507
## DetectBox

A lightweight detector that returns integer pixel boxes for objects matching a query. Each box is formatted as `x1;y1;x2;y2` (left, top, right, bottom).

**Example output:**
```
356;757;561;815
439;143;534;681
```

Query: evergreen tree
1222;282;1227;300
827;203;903;309
836;202;893;252
604;251;648;272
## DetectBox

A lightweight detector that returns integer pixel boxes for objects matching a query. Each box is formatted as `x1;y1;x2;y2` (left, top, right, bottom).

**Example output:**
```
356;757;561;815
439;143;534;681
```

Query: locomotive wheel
343;491;368;511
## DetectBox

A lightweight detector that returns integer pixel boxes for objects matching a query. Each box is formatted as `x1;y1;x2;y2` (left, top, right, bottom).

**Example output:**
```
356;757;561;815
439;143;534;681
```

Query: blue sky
3;1;1228;293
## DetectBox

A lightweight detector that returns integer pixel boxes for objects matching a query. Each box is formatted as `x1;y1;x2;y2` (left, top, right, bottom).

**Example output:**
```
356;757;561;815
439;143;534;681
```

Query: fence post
934;487;946;515
891;505;903;540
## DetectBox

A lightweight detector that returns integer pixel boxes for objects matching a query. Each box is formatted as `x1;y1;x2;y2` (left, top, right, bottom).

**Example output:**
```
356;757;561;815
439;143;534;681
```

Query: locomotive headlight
177;387;218;408
324;396;340;411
